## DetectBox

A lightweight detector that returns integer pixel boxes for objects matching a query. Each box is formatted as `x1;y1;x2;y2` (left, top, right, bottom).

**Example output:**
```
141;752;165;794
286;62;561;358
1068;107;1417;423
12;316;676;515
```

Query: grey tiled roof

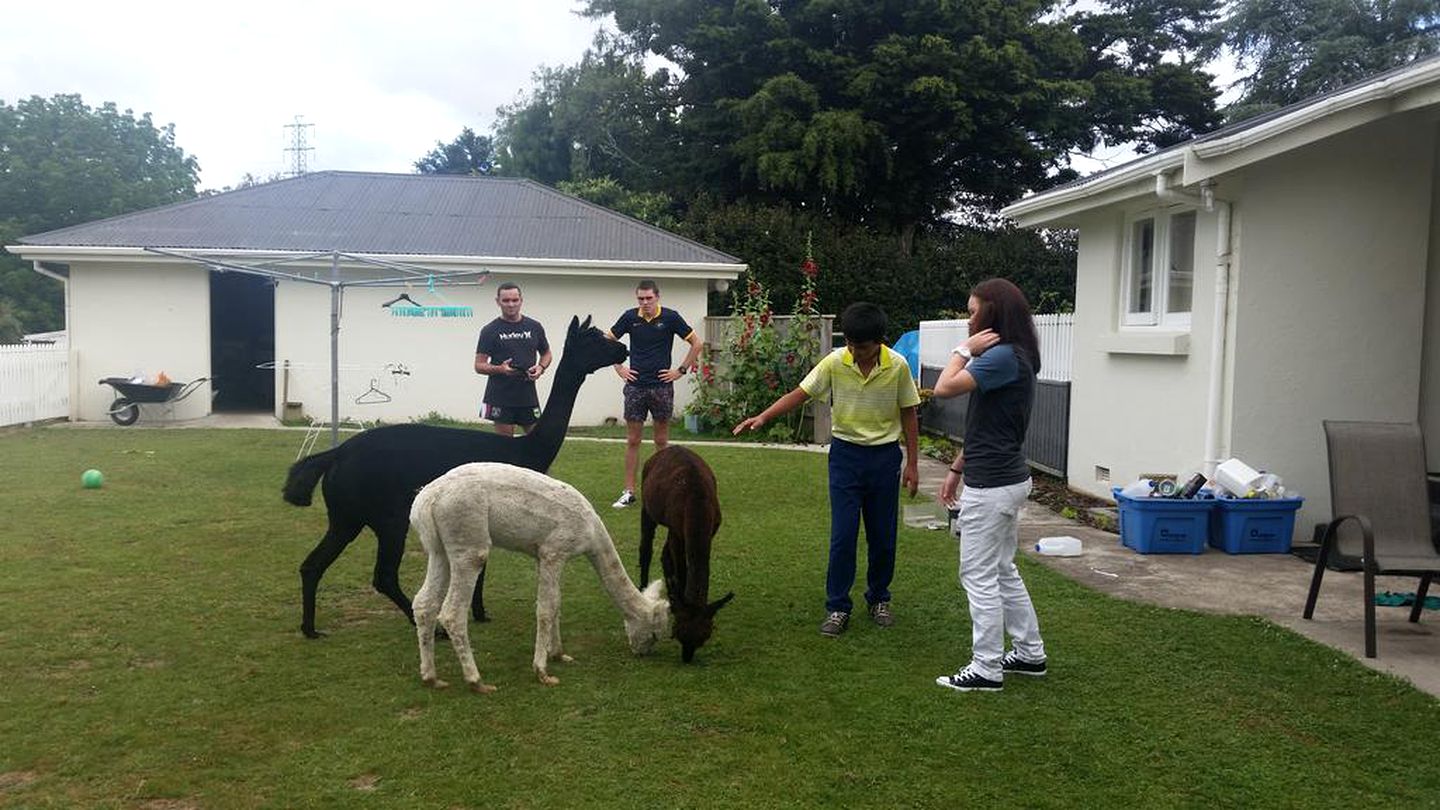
19;171;742;265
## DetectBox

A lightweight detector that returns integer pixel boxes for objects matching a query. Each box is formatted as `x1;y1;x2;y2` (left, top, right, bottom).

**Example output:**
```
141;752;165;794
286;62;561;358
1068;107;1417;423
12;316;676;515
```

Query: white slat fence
0;343;69;426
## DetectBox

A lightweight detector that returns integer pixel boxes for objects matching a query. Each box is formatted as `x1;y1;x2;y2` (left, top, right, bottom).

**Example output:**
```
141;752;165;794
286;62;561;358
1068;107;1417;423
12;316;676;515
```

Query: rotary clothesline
144;247;489;449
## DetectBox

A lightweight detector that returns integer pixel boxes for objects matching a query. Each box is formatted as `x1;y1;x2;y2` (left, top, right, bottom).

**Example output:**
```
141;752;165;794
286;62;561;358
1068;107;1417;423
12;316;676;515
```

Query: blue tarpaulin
892;330;920;380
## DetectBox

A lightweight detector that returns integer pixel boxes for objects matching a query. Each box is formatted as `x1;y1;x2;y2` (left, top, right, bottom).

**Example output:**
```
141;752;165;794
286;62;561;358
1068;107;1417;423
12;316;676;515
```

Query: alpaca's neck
521;364;586;470
585;526;648;620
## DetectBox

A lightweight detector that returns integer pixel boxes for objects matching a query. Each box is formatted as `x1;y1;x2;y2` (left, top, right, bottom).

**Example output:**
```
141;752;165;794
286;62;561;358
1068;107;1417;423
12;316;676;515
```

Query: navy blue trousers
825;438;902;614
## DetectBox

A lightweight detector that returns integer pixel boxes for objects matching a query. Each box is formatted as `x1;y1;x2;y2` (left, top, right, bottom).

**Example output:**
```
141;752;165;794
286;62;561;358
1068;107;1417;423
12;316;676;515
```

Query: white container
903;503;944;528
1214;458;1264;497
1035;536;1083;556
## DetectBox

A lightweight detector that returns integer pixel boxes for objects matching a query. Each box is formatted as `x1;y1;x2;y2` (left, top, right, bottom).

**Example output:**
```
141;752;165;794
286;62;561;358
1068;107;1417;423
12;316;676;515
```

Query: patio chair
1303;420;1440;657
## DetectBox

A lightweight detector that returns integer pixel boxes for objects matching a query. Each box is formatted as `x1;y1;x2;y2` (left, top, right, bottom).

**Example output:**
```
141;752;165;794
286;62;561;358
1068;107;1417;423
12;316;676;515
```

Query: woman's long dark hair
969;278;1041;375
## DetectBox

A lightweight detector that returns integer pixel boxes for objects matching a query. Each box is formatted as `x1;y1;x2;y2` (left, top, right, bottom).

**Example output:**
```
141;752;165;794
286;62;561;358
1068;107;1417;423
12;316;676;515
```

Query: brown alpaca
639;445;734;662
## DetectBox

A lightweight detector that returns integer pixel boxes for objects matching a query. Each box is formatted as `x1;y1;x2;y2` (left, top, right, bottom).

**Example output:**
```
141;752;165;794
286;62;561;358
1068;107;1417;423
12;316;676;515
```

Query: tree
414;127;498;175
494;39;680;190
555;176;679;230
0;94;199;334
1220;0;1440;120
578;0;1222;251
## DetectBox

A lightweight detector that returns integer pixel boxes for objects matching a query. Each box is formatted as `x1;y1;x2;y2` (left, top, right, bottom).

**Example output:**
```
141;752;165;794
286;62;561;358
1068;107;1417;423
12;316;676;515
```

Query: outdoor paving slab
910;454;1440;699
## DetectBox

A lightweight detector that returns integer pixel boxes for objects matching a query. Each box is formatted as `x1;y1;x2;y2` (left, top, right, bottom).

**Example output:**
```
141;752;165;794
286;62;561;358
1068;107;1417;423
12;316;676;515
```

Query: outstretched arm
733;387;809;435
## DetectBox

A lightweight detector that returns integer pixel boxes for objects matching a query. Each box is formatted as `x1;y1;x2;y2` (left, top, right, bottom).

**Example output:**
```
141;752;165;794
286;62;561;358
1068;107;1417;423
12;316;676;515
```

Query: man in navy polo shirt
606;279;703;508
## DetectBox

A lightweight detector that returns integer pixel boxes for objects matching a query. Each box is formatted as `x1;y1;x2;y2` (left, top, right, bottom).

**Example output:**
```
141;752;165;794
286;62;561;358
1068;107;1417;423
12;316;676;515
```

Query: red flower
801;258;818;279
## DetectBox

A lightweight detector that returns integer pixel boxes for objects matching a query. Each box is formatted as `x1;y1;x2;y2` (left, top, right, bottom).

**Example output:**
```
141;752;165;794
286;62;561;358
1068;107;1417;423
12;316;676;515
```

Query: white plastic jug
1215;458;1264;497
1035;536;1083;556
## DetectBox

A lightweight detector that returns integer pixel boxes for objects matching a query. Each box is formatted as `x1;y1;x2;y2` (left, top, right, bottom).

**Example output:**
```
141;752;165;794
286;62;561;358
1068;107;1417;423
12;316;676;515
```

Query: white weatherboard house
1001;56;1440;540
8;172;744;427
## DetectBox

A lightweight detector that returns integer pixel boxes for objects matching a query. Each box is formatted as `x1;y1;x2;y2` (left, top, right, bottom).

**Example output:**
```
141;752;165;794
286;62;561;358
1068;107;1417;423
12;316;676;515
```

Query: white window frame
1120;207;1196;330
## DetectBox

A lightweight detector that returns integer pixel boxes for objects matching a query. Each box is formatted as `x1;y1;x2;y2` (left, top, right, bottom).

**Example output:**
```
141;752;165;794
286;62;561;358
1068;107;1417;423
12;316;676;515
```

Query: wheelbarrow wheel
109;398;139;426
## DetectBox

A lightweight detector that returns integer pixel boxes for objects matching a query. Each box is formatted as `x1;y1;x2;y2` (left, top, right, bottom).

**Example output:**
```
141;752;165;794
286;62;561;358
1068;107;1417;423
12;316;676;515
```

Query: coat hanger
381;293;422;308
355;379;392;404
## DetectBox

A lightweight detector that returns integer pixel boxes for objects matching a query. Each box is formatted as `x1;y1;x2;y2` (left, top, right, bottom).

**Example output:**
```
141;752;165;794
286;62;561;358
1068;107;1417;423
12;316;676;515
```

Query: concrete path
910;454;1440;698
61;414;1439;698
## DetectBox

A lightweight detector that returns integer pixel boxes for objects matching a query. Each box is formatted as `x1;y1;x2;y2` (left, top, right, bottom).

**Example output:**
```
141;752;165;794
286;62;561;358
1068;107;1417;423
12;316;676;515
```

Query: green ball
81;469;104;489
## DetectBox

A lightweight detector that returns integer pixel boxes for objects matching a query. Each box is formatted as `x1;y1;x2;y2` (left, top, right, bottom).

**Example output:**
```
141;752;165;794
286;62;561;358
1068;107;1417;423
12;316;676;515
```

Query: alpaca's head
562;315;628;375
672;592;734;663
624;579;669;655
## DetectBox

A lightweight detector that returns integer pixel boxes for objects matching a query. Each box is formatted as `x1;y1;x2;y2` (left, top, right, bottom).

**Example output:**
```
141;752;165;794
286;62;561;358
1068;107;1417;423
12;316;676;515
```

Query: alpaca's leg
372;515;417;623
299;516;365;638
440;546;495;694
662;531;686;603
638;508;658;586
413;547;452;689
533;556;566;685
469;563;490;623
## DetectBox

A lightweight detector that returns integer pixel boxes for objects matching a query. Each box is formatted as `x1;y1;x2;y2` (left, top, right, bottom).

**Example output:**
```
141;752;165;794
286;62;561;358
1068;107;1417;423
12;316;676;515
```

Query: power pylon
284;116;314;177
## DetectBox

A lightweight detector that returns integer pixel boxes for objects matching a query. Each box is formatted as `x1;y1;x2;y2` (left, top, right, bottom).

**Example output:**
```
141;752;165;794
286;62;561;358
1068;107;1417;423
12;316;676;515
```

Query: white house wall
1065;115;1437;541
69;262;212;421
1229;118;1435;531
1424;126;1440;472
1065;209;1221;498
273;273;709;427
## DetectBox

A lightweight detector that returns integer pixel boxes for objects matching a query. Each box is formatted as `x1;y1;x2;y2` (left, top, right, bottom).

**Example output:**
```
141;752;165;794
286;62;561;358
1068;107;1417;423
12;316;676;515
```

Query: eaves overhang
1002;57;1440;228
5;245;746;280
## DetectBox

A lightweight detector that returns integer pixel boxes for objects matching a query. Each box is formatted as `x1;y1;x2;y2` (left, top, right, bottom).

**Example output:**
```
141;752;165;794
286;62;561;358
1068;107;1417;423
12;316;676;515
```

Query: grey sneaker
868;601;894;627
1000;650;1047;677
935;664;1003;692
612;490;636;508
819;611;850;637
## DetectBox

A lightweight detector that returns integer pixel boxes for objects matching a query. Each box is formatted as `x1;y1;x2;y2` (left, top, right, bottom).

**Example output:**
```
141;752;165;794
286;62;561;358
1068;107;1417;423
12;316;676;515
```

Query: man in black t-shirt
474;282;552;436
605;279;703;507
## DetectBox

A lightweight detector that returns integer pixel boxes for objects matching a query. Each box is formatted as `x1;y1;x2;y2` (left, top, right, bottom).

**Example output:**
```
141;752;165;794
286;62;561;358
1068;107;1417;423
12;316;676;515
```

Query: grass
0;427;1437;808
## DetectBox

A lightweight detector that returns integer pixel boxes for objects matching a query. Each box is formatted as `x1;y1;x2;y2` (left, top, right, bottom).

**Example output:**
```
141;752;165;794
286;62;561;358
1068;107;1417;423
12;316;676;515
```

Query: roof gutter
1002;151;1183;226
5;245;745;277
1005;58;1440;226
1190;59;1440;159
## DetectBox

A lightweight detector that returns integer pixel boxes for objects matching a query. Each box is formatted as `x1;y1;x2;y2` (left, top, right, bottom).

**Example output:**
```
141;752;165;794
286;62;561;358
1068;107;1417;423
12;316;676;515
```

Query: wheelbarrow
98;376;211;426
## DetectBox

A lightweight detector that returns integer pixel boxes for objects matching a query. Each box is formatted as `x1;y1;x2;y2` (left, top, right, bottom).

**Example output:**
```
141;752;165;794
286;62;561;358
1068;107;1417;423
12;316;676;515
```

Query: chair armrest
1321;513;1376;571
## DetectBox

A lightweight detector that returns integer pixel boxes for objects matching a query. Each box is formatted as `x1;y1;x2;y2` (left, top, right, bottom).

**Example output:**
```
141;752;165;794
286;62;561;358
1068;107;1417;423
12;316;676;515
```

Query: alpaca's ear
706;592;735;617
581;314;593;330
568;315;580;335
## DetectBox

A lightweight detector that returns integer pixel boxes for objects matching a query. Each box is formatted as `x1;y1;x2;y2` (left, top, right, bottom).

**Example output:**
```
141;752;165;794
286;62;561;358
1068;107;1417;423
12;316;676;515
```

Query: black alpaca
639;445;734;662
283;315;627;638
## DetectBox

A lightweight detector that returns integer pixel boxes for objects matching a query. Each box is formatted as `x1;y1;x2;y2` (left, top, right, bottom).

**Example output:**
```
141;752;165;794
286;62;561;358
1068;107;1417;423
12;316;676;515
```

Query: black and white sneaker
1000;650;1047;677
935;665;1002;692
612;490;636;508
819;611;850;637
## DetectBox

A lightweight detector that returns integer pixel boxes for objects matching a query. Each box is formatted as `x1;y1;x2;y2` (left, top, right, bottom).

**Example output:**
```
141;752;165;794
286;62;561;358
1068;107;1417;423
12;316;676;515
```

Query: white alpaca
410;462;668;691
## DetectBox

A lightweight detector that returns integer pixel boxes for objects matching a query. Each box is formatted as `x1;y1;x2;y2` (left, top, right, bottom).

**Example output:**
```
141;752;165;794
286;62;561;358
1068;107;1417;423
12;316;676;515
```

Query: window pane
1129;218;1154;314
1167;211;1196;314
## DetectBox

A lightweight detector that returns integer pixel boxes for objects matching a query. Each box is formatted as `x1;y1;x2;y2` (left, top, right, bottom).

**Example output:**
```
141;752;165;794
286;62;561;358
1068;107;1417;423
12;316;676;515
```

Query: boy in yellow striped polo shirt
734;302;921;636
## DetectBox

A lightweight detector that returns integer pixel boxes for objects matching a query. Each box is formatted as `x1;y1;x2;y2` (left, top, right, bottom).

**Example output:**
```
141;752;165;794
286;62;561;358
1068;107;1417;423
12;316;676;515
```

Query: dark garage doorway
210;271;275;411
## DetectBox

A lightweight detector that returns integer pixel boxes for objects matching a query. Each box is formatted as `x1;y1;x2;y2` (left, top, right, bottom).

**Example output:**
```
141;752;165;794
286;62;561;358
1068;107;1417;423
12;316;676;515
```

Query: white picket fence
0;343;69;426
918;313;1074;382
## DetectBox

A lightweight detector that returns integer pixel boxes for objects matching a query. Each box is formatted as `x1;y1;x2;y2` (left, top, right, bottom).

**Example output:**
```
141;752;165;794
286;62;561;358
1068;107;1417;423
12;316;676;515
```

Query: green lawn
0;427;1436;808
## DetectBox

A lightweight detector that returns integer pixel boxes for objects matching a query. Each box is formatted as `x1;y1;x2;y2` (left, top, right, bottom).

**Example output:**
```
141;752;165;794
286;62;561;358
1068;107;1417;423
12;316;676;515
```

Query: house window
1122;209;1196;328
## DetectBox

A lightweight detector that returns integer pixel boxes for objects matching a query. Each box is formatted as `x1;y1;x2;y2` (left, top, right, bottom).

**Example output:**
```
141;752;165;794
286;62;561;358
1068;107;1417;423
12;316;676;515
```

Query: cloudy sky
1;1;607;190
